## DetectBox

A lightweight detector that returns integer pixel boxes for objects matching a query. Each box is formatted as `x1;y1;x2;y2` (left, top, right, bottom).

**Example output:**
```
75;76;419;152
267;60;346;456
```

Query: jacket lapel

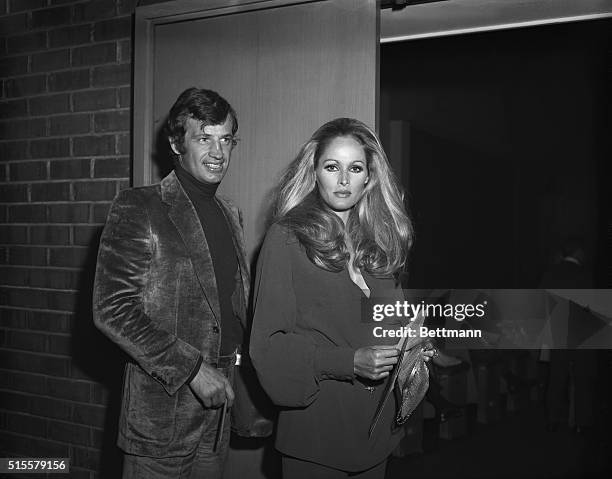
217;196;250;307
162;171;221;323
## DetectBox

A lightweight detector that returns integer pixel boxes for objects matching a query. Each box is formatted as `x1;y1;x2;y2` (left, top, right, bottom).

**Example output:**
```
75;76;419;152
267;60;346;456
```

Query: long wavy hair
273;118;413;277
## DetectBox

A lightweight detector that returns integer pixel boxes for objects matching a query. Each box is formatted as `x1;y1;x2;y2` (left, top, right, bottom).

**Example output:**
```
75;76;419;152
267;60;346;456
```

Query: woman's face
315;135;369;223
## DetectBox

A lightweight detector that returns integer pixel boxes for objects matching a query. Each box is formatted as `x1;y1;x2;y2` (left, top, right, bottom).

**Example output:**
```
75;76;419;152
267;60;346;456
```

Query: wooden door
134;0;379;255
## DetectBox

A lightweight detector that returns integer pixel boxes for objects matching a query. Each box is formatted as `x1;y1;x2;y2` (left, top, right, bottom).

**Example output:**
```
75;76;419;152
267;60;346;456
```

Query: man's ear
169;139;181;156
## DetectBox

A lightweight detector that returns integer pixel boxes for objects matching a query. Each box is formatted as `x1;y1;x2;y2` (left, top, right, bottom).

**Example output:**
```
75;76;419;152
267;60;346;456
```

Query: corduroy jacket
93;170;249;457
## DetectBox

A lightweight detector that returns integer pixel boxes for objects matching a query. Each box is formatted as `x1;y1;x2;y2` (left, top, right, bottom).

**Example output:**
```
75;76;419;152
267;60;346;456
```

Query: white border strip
381;13;612;43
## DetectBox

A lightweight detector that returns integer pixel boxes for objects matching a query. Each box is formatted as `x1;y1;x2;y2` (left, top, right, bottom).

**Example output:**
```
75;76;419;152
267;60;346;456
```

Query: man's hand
189;362;234;408
354;345;400;380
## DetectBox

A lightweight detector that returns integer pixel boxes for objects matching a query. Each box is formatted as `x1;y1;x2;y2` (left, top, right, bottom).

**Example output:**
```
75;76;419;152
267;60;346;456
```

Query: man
93;88;249;478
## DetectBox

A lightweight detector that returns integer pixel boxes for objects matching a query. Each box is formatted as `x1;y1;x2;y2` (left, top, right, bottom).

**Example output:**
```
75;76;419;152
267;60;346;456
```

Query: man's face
171;116;235;184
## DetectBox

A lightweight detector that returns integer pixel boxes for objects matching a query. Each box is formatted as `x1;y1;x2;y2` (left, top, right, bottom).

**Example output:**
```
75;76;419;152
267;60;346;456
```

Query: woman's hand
421;347;435;362
354;345;400;380
395;337;436;364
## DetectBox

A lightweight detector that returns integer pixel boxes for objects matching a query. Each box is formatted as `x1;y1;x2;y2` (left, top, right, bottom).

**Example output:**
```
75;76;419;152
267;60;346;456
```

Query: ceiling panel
381;0;612;42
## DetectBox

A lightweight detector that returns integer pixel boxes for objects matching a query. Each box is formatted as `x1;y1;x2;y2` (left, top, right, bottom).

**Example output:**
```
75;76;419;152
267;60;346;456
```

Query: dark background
381;18;611;290
380;19;611;479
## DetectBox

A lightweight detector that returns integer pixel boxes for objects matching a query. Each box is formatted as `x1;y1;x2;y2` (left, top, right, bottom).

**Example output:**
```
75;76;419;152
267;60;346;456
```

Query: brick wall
0;1;142;477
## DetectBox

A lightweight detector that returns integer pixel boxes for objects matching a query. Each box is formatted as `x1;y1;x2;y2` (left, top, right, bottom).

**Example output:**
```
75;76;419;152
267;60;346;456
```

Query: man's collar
160;170;181;205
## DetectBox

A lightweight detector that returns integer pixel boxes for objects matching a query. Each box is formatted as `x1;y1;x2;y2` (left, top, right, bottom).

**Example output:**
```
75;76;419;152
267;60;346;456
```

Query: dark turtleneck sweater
175;165;243;356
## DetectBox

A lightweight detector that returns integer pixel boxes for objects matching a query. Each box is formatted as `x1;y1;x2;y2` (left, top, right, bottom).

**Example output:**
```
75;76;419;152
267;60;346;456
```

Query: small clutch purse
394;338;431;424
394;314;432;425
369;313;432;436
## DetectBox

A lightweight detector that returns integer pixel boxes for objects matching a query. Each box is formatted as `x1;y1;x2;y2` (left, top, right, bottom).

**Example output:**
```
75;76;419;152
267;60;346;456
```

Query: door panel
136;0;378;254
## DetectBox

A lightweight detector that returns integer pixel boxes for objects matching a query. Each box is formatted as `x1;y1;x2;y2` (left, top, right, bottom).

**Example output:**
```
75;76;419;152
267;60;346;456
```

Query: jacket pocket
123;364;178;446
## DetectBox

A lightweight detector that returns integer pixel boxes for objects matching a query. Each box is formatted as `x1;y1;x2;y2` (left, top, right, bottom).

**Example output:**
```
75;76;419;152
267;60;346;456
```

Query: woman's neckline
347;262;371;298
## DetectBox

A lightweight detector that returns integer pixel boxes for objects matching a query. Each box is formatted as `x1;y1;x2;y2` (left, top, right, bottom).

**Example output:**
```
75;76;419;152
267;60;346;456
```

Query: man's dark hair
165;87;238;160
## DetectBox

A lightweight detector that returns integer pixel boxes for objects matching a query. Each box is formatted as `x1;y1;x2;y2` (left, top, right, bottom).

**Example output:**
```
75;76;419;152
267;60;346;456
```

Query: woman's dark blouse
250;223;404;471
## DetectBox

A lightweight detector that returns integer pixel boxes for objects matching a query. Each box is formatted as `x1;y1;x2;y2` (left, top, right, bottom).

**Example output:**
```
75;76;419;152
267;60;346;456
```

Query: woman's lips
334;191;351;198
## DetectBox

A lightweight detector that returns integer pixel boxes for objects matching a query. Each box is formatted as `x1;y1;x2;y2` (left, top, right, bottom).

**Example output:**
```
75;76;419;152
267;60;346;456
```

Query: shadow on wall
153;116;173;182
70;227;126;478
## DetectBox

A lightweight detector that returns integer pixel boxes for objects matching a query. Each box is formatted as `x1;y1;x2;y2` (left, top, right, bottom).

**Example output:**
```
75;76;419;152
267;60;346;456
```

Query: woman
250;118;432;478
